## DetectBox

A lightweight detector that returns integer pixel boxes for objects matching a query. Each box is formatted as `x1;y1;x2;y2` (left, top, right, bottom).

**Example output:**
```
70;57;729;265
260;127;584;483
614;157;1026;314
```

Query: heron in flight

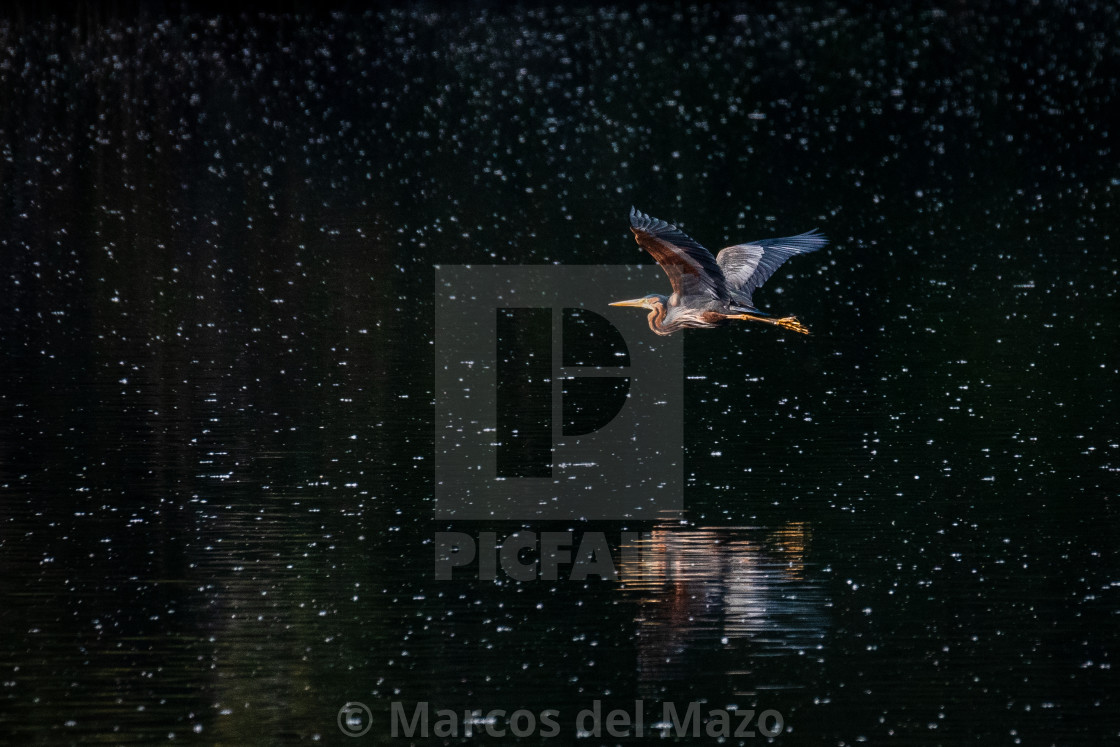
610;207;828;335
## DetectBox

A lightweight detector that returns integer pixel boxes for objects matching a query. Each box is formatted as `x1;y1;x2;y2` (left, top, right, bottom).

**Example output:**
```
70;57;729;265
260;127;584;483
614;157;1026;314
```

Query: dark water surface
2;3;1118;744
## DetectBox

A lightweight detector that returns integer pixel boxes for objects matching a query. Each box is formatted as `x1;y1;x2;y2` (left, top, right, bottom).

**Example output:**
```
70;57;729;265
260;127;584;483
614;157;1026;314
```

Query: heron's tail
729;302;769;316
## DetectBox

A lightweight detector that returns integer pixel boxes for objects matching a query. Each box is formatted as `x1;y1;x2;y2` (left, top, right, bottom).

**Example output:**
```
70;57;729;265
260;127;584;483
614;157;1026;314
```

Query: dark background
2;2;1117;744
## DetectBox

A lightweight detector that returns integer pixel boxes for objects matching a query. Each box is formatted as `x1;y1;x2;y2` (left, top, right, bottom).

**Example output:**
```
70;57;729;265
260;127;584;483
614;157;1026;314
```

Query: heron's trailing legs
731;312;810;335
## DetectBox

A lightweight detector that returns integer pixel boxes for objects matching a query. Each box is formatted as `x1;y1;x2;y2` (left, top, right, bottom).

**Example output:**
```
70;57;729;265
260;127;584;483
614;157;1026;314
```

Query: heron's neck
647;305;672;336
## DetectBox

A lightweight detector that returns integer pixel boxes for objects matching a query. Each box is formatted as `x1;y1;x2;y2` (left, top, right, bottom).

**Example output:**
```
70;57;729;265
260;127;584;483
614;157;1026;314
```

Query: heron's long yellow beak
609;298;648;308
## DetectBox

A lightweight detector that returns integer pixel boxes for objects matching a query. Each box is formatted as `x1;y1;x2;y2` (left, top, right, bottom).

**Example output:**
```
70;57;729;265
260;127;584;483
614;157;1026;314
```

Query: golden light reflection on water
619;523;829;692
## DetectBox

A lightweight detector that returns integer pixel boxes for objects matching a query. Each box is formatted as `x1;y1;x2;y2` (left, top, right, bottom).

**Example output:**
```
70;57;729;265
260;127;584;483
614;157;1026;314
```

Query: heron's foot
732;313;810;335
773;316;810;335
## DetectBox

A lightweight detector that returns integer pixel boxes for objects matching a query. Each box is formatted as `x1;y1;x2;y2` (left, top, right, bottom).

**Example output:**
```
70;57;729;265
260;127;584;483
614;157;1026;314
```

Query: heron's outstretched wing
630;207;725;300
716;229;827;308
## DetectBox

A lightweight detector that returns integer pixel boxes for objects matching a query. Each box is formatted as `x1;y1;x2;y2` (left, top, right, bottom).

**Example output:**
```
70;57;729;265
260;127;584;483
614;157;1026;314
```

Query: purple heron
611;207;827;335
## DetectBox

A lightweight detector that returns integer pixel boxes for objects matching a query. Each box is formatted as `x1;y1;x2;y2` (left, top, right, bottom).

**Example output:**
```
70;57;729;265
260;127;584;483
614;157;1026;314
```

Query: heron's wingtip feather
803;228;829;247
630;206;651;229
775;229;829;253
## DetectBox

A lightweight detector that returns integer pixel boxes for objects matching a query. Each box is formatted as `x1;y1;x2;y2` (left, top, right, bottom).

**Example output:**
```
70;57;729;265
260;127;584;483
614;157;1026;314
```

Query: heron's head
609;294;665;311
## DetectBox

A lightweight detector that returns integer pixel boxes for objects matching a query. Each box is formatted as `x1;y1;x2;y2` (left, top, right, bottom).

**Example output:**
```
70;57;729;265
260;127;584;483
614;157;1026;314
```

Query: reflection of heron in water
622;525;829;692
611;207;827;335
